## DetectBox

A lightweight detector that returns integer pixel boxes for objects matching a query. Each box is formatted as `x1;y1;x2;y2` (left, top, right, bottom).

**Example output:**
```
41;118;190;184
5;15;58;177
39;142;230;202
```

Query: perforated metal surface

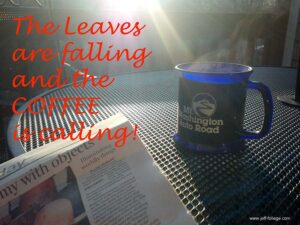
8;67;300;224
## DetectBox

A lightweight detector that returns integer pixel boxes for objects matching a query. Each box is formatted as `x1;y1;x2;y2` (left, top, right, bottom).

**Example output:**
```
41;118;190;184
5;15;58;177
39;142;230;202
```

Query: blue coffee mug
174;62;273;153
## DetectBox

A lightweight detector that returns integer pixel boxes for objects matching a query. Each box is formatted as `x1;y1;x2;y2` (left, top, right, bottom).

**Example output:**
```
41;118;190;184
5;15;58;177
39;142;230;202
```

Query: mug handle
241;81;273;139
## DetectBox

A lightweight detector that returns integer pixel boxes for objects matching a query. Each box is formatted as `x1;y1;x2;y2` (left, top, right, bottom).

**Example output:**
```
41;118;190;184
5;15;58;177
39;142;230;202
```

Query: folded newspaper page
0;113;196;225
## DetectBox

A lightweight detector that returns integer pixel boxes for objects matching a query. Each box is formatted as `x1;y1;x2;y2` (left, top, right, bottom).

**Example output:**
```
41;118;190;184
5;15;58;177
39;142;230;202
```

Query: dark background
0;0;292;160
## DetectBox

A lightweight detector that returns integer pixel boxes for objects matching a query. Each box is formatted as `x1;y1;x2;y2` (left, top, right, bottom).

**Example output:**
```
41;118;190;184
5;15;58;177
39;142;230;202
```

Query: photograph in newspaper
0;166;90;225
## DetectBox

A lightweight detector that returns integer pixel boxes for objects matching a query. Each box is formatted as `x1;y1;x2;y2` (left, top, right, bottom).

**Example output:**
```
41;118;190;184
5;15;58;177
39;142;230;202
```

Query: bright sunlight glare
104;0;160;11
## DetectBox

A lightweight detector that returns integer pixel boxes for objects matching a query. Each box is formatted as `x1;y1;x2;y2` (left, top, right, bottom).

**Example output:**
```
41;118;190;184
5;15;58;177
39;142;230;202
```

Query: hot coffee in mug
174;62;273;153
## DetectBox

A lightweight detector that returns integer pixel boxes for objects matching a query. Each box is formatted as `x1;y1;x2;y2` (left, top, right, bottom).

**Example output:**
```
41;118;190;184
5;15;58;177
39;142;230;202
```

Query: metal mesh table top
7;67;300;224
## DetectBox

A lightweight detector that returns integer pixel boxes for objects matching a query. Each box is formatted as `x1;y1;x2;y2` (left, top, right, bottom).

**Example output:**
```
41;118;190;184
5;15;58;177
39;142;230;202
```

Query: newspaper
0;113;196;225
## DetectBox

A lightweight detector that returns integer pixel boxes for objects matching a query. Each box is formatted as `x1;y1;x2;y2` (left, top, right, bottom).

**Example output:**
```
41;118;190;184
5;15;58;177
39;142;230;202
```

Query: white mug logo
192;93;217;117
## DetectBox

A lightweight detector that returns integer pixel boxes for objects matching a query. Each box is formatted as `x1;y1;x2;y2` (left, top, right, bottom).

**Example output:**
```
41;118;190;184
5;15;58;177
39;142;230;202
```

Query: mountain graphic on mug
192;94;217;117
